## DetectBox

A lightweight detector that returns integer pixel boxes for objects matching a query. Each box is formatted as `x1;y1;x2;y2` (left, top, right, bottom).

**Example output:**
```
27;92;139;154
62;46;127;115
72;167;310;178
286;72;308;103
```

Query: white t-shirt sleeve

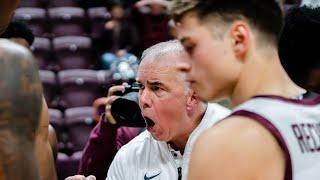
106;148;127;180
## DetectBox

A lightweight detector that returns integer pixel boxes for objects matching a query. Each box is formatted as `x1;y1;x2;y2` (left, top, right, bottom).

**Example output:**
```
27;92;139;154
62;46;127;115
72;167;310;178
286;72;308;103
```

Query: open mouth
144;117;155;128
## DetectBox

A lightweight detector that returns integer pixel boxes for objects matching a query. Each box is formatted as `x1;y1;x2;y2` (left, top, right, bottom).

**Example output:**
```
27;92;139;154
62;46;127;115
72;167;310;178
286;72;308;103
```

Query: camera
111;90;146;127
113;82;139;96
98;82;145;127
99;56;145;127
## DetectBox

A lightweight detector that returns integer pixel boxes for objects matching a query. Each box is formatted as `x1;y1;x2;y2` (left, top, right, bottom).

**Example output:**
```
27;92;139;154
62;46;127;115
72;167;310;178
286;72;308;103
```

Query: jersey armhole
231;110;293;180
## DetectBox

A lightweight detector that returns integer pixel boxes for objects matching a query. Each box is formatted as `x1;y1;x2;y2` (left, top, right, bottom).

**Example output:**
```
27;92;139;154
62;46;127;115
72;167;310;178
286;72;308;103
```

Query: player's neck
231;51;305;107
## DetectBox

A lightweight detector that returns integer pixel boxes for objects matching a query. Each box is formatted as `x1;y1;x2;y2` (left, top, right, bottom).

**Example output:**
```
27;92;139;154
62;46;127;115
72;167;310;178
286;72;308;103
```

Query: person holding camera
66;40;230;180
77;84;143;180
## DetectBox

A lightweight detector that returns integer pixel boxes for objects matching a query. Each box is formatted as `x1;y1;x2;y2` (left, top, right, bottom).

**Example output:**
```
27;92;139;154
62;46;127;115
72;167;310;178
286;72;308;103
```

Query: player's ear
230;22;250;60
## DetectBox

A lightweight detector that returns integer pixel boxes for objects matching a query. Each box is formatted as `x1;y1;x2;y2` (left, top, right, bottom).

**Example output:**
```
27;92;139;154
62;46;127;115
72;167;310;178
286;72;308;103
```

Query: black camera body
113;83;139;96
98;82;145;127
111;91;146;127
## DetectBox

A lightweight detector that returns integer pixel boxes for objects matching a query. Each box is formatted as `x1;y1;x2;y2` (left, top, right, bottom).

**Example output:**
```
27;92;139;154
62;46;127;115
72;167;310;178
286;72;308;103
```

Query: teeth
145;117;155;127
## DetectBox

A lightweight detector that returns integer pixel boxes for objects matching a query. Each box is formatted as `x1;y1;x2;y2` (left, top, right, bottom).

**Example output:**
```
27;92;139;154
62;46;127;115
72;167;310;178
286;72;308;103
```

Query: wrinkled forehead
137;53;185;82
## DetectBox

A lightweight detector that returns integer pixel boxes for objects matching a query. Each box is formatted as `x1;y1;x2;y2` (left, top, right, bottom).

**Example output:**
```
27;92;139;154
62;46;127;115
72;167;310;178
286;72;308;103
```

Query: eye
185;46;193;55
150;85;166;97
184;43;195;56
151;86;161;92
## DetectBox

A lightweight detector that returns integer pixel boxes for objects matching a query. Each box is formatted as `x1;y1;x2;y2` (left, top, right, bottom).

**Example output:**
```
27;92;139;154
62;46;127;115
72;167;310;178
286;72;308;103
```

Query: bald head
0;39;42;139
0;0;20;34
0;39;41;179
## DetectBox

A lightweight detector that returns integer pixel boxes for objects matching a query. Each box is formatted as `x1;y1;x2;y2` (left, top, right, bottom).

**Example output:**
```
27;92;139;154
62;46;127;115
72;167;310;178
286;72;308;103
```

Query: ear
230;22;250;60
186;90;200;111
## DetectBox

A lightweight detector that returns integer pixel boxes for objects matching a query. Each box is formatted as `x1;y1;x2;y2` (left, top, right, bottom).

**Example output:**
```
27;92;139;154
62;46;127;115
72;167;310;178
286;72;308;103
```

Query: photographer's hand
105;85;127;124
93;84;127;124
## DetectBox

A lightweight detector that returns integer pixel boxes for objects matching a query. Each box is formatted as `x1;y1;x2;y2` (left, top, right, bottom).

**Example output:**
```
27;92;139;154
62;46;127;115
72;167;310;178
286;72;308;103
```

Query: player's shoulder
190;116;286;179
198;115;282;154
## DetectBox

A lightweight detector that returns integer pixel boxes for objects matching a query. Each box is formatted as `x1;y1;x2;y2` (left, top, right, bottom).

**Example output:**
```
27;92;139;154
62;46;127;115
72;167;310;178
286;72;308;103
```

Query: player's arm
188;116;286;180
36;97;58;180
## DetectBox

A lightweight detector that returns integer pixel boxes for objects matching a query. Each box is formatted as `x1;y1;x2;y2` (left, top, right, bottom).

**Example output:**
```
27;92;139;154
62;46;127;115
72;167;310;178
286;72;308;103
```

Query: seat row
49;107;96;153
32;36;99;70
19;0;100;9
40;69;112;108
14;7;109;38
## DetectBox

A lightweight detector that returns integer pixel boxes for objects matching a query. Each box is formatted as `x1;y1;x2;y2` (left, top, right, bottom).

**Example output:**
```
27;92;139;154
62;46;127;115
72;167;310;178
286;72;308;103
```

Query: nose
139;89;152;110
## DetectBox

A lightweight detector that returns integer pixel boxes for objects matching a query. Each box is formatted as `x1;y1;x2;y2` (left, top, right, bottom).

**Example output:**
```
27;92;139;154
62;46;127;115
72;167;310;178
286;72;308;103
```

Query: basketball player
171;0;320;179
0;1;58;179
0;39;42;179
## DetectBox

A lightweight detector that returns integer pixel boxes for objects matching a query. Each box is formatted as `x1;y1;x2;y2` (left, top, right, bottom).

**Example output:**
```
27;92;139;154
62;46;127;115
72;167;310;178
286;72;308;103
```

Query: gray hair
141;40;184;61
140;40;191;94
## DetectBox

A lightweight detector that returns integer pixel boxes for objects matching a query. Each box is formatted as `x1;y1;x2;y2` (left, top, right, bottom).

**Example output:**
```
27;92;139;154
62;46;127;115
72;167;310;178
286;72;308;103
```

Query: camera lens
111;92;145;127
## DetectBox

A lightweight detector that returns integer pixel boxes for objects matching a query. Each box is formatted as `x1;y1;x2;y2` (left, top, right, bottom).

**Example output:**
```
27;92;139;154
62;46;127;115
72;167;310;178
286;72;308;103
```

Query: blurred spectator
77;92;142;180
100;2;139;70
279;6;320;93
78;119;142;180
0;21;34;48
301;0;320;7
132;0;171;51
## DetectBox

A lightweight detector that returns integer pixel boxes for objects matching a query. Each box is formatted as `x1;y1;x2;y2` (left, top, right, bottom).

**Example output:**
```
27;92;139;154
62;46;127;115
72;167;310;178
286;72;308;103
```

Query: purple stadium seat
13;8;47;37
88;7;110;39
53;36;93;70
65;107;96;151
58;69;102;108
56;151;82;180
48;108;63;138
48;7;86;37
39;70;58;108
31;37;51;70
48;0;80;7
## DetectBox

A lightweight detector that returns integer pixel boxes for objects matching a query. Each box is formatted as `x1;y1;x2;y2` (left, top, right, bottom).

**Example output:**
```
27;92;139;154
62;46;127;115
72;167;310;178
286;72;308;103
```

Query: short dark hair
171;0;283;44
279;6;320;86
0;21;35;46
